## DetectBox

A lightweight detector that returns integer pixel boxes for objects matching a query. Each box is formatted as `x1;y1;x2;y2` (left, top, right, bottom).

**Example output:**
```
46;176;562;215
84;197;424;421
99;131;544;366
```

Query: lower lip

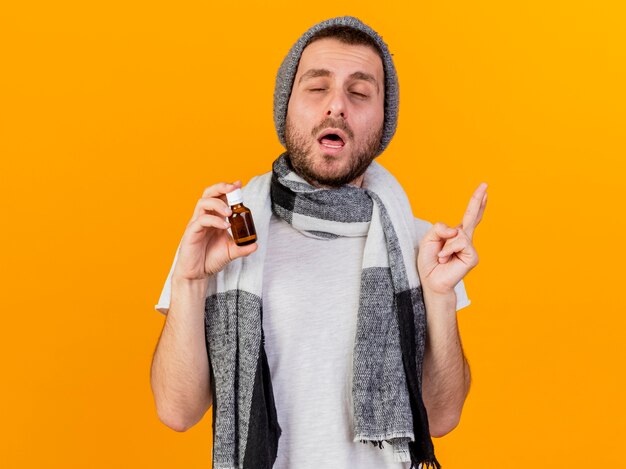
318;141;345;155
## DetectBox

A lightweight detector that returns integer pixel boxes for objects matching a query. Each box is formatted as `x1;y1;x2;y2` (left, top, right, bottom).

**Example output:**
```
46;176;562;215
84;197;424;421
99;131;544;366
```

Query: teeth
322;143;342;149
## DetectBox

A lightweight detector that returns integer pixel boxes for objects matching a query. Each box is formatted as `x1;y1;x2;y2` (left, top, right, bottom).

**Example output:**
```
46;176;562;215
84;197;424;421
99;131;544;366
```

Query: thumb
423;222;458;243
229;241;258;261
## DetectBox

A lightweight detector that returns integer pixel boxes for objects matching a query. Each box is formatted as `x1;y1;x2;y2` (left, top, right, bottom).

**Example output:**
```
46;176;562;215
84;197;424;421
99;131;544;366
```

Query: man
151;16;487;469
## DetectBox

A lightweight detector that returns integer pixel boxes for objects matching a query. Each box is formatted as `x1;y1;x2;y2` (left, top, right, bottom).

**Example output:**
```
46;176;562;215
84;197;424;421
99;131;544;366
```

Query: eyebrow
298;68;380;93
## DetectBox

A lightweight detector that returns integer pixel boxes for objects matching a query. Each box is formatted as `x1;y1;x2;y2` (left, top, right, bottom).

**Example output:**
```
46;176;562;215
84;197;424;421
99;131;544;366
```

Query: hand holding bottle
172;181;258;282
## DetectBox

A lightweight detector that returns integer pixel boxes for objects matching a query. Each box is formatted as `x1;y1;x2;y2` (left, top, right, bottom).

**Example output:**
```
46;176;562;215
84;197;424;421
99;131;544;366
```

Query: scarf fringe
410;461;442;469
359;439;442;468
408;441;442;469
359;439;387;449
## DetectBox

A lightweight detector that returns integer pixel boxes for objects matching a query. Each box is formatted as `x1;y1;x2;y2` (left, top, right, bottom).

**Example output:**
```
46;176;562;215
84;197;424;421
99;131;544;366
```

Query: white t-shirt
155;214;471;468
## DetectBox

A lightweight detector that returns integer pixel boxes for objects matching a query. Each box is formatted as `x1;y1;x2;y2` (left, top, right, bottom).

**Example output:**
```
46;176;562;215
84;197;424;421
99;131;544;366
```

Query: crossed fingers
461;182;488;239
436;183;488;264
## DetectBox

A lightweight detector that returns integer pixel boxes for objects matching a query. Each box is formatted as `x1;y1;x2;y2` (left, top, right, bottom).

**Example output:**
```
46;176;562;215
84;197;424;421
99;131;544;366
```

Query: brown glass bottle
226;188;257;246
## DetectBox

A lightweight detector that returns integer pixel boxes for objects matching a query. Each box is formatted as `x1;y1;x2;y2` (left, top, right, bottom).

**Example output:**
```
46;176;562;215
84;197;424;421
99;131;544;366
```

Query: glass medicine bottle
226;188;257;246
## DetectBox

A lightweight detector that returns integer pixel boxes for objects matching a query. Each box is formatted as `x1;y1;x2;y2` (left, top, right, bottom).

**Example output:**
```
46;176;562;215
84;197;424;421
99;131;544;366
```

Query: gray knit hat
273;16;399;156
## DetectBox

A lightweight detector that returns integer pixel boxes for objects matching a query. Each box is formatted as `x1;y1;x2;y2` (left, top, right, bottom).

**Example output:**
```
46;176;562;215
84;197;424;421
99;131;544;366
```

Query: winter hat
273;16;399;156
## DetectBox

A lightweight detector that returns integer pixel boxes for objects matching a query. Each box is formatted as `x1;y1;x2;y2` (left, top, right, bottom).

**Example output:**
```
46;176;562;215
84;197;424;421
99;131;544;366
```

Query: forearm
421;288;470;437
150;277;212;431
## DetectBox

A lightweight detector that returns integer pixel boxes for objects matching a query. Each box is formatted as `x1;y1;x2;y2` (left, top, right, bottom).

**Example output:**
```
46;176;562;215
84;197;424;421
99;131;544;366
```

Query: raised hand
172;181;258;282
417;183;488;295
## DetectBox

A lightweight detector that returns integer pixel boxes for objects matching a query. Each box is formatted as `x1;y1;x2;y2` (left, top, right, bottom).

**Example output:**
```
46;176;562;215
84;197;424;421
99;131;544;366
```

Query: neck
347;175;365;188
283;153;368;189
300;173;365;190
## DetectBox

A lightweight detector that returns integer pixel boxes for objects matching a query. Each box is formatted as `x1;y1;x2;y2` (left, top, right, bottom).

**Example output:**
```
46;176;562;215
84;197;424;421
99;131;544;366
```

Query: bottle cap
226;188;243;206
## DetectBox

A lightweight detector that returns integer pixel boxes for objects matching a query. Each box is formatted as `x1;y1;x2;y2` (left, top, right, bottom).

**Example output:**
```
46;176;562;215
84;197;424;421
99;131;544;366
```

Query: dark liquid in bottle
229;205;257;246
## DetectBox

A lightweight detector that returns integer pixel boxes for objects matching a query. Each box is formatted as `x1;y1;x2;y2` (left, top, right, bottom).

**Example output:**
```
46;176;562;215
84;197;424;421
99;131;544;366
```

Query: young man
151;16;487;469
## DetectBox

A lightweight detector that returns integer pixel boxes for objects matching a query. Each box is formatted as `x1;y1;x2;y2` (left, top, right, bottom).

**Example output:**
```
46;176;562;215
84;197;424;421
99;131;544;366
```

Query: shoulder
413;217;434;245
241;171;272;202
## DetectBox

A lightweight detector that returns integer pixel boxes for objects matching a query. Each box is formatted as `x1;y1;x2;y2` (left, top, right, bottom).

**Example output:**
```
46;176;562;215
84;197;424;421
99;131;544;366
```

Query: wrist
171;275;209;298
422;287;457;308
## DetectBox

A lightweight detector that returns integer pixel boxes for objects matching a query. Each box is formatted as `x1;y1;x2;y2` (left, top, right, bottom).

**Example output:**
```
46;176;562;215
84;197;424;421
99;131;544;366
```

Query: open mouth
318;133;345;149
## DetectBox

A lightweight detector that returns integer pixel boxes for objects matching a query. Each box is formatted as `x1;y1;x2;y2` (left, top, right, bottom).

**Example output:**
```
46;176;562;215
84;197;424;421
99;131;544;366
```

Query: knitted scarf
204;153;441;469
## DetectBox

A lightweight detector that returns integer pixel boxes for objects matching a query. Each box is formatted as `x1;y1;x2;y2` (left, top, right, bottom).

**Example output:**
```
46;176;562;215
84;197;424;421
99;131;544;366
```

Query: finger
422;222;458;243
476;191;487;225
437;227;472;263
201;180;242;199
465;192;487;240
437;233;469;259
462;182;488;238
188;214;231;234
439;228;479;266
192;197;232;221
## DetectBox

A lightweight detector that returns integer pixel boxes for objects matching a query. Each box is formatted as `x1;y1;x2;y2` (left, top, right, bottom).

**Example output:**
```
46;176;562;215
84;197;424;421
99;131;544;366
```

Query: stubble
284;116;383;188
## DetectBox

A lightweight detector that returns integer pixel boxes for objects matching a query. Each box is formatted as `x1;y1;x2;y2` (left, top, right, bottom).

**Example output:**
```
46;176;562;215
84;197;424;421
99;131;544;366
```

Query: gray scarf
204;153;441;468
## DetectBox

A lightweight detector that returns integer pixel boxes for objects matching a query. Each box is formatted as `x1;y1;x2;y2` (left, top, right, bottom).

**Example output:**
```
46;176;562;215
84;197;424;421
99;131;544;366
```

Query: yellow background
1;0;624;467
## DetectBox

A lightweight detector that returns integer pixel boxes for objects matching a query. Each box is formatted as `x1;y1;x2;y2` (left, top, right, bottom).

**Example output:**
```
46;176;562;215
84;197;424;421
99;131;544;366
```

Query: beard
284;116;383;188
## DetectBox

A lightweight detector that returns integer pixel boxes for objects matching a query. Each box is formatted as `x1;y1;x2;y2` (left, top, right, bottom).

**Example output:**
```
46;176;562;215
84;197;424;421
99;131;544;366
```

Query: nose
325;88;348;119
